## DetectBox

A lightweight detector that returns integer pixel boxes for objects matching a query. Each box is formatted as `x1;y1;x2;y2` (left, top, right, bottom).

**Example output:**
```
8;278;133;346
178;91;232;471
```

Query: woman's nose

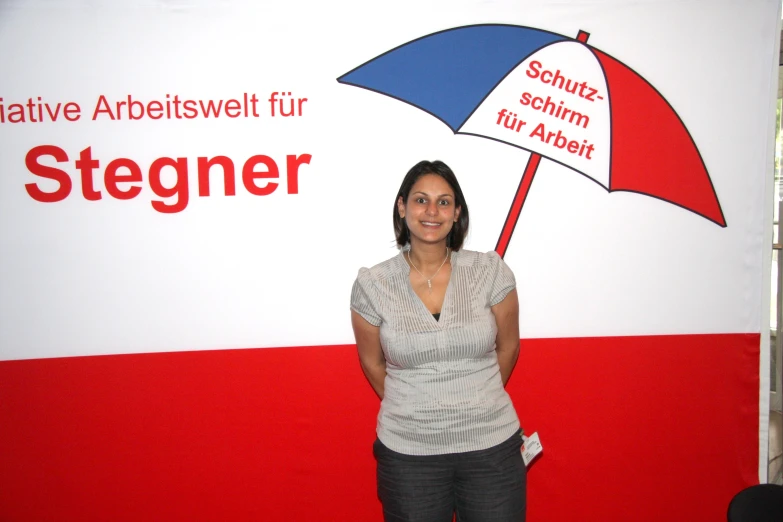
426;202;438;215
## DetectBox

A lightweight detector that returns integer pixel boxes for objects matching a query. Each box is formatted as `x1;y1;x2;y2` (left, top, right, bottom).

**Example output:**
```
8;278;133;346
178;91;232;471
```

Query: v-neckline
400;247;456;327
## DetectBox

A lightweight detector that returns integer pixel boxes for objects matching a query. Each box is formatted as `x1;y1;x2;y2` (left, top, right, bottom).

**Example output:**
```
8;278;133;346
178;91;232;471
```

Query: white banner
0;0;776;359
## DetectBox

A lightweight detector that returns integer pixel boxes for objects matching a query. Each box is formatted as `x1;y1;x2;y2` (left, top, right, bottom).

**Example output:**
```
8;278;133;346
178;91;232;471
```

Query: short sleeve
350;268;382;326
488;251;517;306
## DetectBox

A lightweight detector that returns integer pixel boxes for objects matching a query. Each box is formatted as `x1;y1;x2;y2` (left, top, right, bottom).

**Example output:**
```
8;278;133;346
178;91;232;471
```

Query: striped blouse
350;247;521;455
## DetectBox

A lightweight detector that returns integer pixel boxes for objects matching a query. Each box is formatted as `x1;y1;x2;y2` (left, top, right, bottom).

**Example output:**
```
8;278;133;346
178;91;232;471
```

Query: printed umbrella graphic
337;25;726;257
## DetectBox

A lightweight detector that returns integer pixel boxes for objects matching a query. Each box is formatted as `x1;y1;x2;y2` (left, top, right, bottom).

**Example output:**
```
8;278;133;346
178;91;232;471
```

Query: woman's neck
408;240;449;271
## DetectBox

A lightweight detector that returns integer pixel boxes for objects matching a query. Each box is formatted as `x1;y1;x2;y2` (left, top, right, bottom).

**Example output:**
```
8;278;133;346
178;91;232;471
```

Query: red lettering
92;95;115;120
147;100;163;120
182;100;198;119
551;70;566;89
115;100;127;119
224;99;241;118
555;131;568;148
286;154;311;194
149;157;189;213
197;156;236;196
529;122;546;141
199;100;223;118
22;147;311;210
105;158;143;200
75;147;102;200
526;60;542;79
8;103;25;123
63;101;81;121
128;96;145;120
26;98;38;123
525;61;602;102
242;155;278;196
44;103;61;121
24;145;72;202
531;96;543;111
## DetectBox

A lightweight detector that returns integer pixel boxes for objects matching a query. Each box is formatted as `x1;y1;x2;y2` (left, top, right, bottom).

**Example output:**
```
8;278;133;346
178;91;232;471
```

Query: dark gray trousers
374;431;527;522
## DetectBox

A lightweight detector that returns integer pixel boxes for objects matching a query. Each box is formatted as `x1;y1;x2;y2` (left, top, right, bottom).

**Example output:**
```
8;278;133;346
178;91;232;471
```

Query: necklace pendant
406;248;449;297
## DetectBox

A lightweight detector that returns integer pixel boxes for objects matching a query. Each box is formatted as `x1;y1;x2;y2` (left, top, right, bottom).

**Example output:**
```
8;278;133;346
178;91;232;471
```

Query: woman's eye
439;200;450;206
416;198;426;204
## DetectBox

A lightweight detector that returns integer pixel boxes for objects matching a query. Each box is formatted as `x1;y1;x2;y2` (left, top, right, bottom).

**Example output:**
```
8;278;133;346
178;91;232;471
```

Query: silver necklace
407;248;450;294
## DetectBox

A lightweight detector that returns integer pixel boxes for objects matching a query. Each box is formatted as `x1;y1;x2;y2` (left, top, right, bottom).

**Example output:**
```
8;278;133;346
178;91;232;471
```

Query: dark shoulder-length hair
393;160;470;251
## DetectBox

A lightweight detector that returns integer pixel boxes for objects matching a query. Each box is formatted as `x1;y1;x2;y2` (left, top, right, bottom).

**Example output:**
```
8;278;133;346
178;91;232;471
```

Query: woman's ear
397;196;405;218
454;205;461;222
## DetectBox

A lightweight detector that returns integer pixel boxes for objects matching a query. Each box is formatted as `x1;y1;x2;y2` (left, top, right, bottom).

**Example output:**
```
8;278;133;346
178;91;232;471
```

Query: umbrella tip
576;30;590;43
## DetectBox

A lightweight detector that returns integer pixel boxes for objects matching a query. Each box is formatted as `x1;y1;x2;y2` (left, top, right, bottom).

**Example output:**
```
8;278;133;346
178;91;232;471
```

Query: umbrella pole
495;153;542;258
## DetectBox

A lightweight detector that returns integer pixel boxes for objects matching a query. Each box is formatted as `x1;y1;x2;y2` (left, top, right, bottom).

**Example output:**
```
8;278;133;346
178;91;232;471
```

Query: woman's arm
351;310;386;399
491;289;520;386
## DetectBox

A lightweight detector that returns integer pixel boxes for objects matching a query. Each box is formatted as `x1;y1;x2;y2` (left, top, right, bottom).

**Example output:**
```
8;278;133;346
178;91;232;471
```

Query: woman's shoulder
453;248;504;268
356;251;405;282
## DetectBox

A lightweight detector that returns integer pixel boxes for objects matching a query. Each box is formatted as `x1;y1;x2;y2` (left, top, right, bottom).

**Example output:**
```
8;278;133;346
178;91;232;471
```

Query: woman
350;160;525;522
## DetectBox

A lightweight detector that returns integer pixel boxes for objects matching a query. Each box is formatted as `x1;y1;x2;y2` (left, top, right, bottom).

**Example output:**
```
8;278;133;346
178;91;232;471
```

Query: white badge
521;432;543;466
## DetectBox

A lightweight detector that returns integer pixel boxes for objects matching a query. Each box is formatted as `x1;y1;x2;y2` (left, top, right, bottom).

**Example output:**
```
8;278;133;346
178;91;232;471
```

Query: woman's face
398;174;461;247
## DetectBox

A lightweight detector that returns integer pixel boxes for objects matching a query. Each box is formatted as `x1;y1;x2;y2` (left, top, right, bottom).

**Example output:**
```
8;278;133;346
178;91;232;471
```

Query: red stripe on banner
0;334;759;521
511;334;760;522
